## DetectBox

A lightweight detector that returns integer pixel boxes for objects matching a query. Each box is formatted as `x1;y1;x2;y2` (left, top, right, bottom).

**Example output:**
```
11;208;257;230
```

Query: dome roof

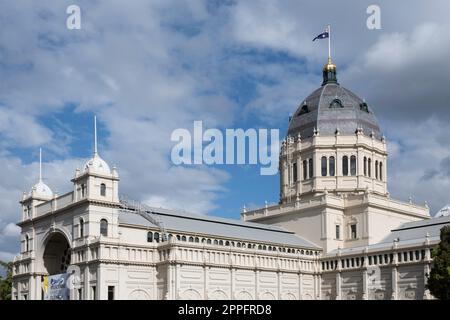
84;154;111;175
287;60;382;139
31;180;53;198
435;205;450;217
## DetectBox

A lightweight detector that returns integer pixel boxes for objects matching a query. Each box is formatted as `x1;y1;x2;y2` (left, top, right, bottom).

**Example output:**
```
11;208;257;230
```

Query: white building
12;59;450;300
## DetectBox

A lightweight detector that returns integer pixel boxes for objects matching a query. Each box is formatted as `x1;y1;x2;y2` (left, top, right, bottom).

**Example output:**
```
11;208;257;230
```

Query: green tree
427;226;450;299
0;260;13;300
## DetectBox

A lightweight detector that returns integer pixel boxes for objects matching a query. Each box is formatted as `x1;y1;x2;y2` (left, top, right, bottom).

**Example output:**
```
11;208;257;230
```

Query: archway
43;232;71;275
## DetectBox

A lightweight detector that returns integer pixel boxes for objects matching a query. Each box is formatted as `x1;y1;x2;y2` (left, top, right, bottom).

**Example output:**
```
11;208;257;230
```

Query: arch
236;290;253;300
100;183;106;197
329;156;335;176
209;290;228;300
363;157;367;176
350;155;357;176
260;291;276;300
308;158;313;178
321;156;327;176
379;162;383;180
282;292;297;300
25;234;30;252
128;289;151;300
147;231;153;242
100;219;108;237
368;158;372;177
302;293;313;300
42;232;71;276
302;160;307;180
375;160;379;179
180;289;202;300
79;218;84;238
342;156;349;176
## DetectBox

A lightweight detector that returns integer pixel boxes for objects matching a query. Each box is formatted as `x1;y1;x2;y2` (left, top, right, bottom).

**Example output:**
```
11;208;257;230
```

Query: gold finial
323;57;336;72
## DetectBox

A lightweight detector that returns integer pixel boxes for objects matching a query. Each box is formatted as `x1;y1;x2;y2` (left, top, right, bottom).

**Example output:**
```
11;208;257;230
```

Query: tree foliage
0;260;13;300
427;226;450;300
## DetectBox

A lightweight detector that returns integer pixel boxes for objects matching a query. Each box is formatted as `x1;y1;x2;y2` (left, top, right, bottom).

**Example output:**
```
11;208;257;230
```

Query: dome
435;205;450;217
287;59;382;139
31;180;53;198
84;154;111;175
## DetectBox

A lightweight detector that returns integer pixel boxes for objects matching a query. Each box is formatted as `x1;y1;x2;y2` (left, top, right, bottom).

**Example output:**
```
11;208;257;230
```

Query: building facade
12;59;450;300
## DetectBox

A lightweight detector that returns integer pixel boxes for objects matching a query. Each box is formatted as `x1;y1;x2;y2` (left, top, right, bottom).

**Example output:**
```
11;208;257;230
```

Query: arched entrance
43;232;71;275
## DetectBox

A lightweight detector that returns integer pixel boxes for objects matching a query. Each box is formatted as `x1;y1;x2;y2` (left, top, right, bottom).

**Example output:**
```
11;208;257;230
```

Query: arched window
350;156;357;176
379;162;383;181
363;157;367;176
100;219;108;237
368;158;372;177
100;183;106;197
342;156;349;176
181;235;186;242
154;233;160;243
207;239;212;244
329;156;335;176
321;156;327;176
25;235;30;252
302;160;307;180
147;232;153;242
308;158;313;178
188;236;194;242
375;160;379;179
79;218;84;238
292;162;298;183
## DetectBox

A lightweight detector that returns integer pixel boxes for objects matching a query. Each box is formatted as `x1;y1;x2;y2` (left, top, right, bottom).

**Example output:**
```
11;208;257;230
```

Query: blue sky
2;0;450;260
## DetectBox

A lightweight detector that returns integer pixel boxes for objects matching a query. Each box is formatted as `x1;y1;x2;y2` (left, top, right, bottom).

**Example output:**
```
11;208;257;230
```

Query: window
335;225;340;240
25;235;30;252
363;157;367;176
342;156;349;176
91;286;96;300
379;162;383;181
147;232;153;242
100;219;108;237
81;184;87;198
79;218;84;238
375;160;379;179
78;288;83;300
329;156;335;176
107;286;115;300
26;205;31;219
154;233;160;243
350;155;356;176
293;162;298;182
321;156;327;176
100;183;106;197
350;224;357;239
299;104;309;115
368;159;372;177
308;158;313;178
303;160;307;180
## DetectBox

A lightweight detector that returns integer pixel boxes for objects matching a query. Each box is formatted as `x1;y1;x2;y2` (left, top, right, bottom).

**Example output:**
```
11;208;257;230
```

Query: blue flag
313;31;329;41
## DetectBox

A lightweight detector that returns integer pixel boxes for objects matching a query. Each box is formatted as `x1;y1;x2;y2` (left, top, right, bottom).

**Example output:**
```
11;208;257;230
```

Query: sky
1;0;450;261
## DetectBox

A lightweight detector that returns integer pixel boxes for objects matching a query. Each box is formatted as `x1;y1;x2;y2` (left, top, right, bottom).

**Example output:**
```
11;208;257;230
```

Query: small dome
435;205;450;217
84;154;111;175
31;180;53;198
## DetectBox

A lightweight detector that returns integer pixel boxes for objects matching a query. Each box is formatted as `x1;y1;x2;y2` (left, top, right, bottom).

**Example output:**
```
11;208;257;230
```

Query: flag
313;30;329;41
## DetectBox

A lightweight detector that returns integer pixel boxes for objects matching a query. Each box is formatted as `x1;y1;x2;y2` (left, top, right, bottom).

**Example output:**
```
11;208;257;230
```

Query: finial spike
94;115;98;156
39;148;42;182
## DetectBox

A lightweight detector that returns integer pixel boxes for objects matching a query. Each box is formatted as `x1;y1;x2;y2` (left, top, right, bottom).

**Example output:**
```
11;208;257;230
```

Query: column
255;270;260;300
231;268;235;300
298;272;303;300
335;272;341;300
391;267;397;300
362;270;368;300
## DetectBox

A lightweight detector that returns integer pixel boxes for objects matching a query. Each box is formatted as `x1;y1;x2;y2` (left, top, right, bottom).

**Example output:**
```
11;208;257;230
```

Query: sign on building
43;273;70;300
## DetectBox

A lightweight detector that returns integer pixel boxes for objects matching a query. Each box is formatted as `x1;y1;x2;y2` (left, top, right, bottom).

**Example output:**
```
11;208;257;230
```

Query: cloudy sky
1;0;450;261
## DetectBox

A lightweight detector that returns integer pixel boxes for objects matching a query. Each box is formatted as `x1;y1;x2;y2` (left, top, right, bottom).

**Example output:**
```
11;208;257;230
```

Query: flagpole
328;24;331;59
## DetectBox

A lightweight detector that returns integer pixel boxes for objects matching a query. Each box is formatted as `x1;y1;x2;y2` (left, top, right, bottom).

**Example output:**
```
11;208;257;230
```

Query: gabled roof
119;207;320;249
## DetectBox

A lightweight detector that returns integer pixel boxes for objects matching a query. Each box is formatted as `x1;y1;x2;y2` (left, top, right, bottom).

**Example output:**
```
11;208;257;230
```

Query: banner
43;273;70;300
